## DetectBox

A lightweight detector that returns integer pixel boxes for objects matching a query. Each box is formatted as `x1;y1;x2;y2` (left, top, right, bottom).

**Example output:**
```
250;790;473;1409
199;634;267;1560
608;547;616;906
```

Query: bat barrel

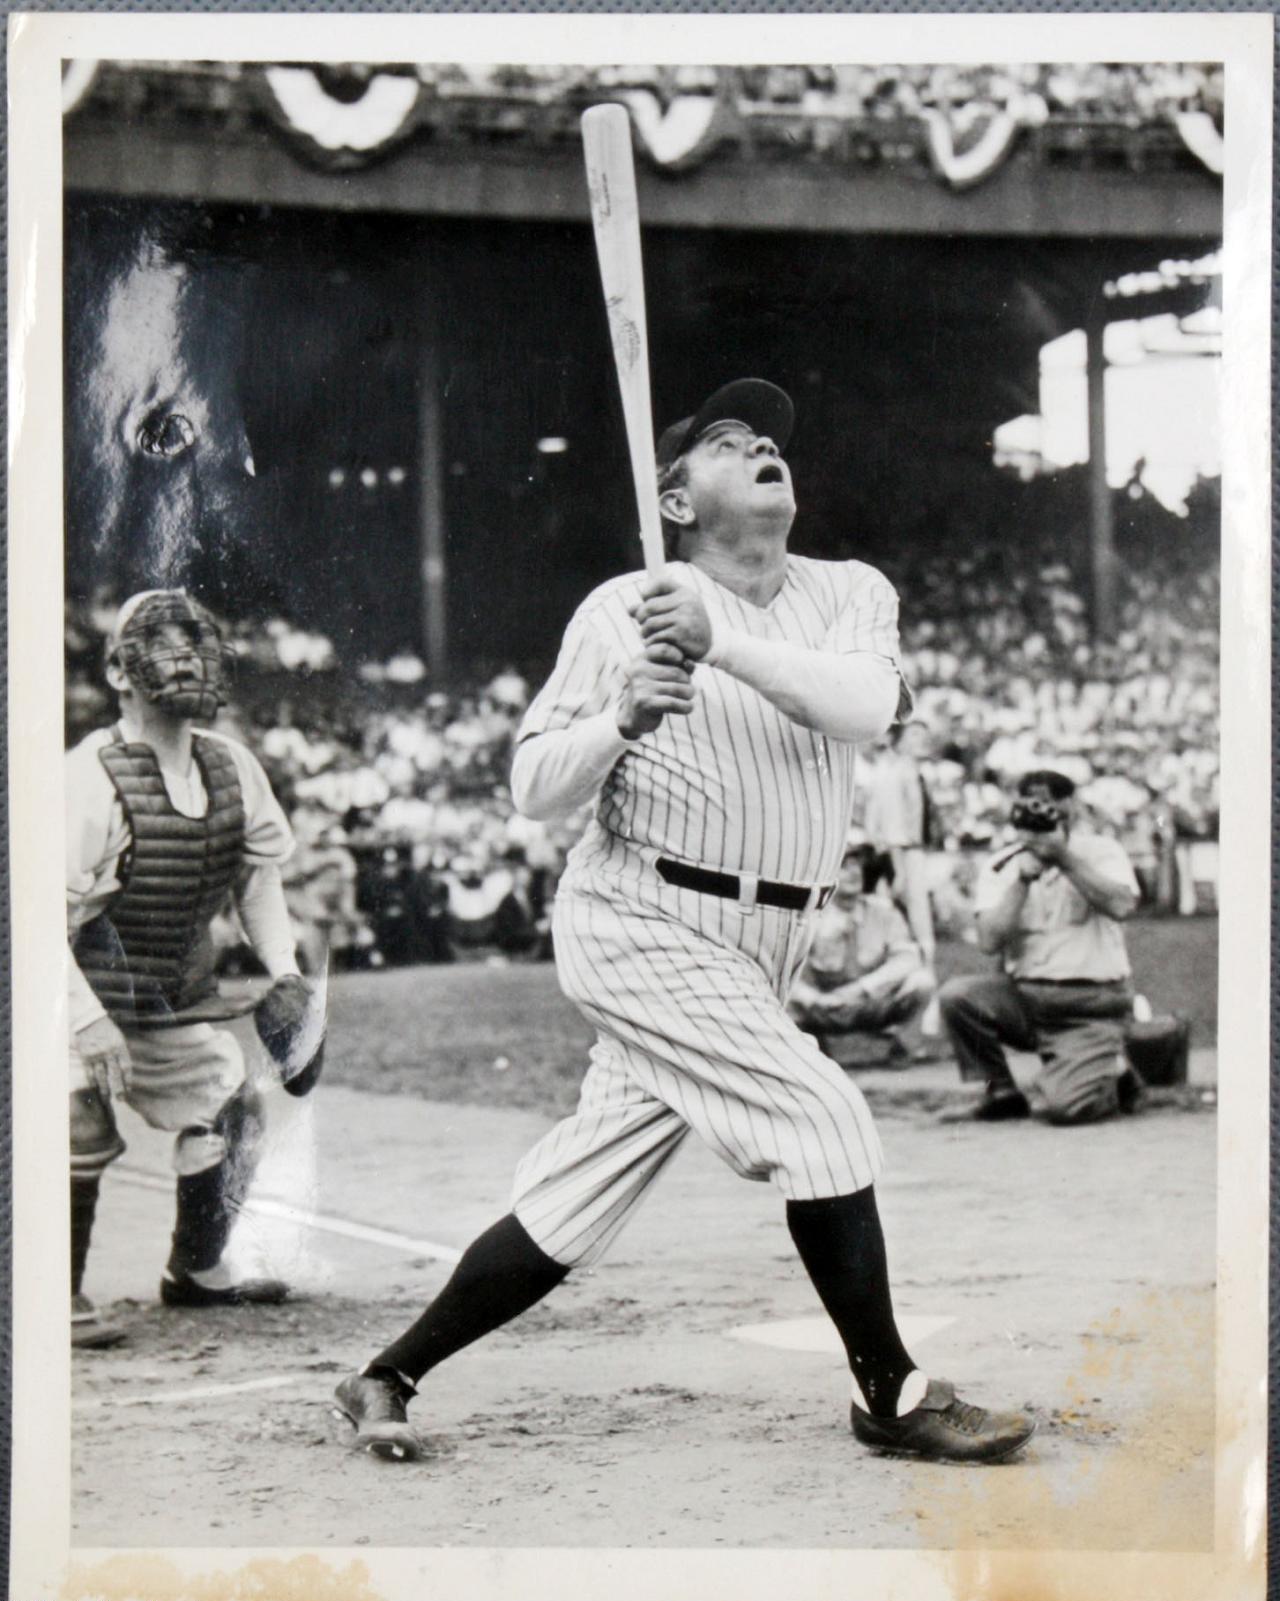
582;104;666;577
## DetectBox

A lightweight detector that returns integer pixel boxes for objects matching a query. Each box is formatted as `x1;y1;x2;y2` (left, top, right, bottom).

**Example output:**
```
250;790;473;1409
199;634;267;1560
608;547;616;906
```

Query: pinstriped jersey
518;556;909;886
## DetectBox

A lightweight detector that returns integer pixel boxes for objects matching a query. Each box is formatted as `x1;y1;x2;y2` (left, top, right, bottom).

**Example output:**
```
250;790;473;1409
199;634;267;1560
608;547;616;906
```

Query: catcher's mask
107;590;229;720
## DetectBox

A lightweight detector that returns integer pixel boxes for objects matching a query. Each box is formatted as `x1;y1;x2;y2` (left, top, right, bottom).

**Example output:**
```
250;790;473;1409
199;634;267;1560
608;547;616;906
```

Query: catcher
66;590;325;1348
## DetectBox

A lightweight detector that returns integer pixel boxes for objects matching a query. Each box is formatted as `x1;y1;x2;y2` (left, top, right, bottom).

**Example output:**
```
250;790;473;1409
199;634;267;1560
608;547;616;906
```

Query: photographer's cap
1017;768;1076;800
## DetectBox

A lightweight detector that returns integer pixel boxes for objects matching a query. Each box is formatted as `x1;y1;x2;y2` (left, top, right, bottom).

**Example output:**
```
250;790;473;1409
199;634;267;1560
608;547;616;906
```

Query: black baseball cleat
851;1378;1037;1464
333;1371;424;1463
939;1086;1032;1124
160;1270;290;1308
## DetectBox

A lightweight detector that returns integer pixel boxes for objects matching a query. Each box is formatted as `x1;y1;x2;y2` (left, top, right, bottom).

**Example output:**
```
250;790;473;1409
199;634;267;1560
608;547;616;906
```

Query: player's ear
104;654;131;694
659;485;695;527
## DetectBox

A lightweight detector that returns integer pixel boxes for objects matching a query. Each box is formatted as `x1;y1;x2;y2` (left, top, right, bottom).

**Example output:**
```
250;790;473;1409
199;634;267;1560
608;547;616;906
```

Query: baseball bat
581;103;666;578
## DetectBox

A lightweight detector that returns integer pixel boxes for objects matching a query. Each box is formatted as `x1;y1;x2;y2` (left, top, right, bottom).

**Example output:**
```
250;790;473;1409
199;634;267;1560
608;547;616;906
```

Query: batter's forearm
703;628;900;743
237;863;302;978
511;714;637;821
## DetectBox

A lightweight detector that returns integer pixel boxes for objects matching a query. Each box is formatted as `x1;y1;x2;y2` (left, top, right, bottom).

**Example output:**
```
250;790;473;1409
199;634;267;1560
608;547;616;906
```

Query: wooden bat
581;103;666;578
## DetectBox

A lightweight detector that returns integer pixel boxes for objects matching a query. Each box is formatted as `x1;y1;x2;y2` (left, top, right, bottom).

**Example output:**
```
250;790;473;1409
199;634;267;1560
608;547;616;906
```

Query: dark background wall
64;193;1217;672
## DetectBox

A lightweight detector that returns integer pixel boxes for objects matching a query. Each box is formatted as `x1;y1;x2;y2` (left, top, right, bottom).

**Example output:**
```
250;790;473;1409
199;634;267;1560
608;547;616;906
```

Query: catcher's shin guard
167;1084;265;1276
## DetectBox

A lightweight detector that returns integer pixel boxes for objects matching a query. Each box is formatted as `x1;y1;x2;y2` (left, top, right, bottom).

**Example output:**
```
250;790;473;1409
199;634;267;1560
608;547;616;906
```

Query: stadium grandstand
63;58;1222;967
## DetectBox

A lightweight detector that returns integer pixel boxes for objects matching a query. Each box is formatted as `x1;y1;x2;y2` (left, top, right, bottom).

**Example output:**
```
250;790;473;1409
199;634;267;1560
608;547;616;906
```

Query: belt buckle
736;872;760;914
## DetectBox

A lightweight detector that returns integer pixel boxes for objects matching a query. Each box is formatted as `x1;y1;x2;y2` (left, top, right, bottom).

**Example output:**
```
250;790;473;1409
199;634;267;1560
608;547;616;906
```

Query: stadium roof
65;60;1222;240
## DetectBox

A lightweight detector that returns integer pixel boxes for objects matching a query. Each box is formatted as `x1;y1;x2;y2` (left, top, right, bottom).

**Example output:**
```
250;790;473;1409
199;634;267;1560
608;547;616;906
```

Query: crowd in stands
65;492;1220;969
729;61;1222;123
413;60;1223;135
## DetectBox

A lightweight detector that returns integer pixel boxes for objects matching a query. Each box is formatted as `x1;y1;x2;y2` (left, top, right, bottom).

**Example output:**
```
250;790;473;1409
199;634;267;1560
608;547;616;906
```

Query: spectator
863;720;937;967
490;850;553;960
283;825;366;975
788;845;935;1061
443;852;517;953
404;848;455;964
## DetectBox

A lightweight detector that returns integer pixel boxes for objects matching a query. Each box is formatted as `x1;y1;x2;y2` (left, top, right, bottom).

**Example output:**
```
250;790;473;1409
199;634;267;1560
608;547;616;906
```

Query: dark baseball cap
655;379;795;472
1017;768;1076;800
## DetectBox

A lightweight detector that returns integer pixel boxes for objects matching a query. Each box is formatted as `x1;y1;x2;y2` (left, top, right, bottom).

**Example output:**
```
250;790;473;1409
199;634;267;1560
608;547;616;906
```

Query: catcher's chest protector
75;735;246;1026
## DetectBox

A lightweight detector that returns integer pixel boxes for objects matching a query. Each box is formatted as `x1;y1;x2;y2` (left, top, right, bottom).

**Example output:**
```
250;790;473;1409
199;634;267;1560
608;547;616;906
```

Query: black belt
656;856;835;912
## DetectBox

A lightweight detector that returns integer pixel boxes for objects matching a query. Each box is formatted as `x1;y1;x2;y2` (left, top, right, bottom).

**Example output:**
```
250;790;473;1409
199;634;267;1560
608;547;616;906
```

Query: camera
1010;796;1062;835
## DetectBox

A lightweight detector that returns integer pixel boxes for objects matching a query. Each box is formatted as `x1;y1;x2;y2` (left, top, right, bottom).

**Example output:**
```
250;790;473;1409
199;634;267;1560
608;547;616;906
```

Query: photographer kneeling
938;769;1145;1125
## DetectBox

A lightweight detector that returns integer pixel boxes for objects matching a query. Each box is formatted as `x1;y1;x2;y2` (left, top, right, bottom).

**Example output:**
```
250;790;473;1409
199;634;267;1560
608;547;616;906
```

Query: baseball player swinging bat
581;103;666;579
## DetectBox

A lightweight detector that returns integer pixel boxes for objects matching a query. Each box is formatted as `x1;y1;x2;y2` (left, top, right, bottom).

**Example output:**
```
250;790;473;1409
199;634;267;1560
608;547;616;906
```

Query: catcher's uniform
67;724;296;1171
510;556;909;1266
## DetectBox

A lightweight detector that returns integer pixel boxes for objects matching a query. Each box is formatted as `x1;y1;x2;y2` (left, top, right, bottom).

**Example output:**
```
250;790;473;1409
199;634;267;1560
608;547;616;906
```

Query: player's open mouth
755;463;785;485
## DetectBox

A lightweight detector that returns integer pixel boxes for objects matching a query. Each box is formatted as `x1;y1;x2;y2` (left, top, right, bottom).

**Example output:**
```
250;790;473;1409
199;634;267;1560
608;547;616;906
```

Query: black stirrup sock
786;1187;919;1420
369;1213;570;1388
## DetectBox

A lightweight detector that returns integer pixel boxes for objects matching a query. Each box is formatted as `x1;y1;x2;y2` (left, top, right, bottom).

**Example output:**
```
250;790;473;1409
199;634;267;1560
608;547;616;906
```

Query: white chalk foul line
76;1373;308;1412
111;1165;463;1265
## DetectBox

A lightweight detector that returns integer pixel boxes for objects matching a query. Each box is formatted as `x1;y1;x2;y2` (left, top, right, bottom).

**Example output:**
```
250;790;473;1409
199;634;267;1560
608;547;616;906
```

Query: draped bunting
61;60;100;116
617;88;727;170
65;61;1227;189
919;94;1049;190
262;66;424;155
1171;111;1224;177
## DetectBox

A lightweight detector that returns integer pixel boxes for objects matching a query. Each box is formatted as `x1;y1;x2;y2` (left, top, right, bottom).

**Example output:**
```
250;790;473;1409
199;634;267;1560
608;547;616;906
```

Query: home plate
729;1315;954;1355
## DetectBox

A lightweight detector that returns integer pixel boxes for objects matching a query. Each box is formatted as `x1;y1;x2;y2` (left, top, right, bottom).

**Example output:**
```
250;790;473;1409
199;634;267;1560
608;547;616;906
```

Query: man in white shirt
938;769;1144;1124
67;591;308;1347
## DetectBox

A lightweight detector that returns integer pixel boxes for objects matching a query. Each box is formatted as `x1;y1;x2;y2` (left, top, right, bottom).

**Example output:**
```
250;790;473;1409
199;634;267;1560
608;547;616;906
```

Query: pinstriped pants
512;840;885;1267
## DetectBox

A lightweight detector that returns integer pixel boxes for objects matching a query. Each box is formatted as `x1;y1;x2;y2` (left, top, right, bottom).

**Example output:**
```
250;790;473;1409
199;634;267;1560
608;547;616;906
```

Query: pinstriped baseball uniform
510;555;909;1267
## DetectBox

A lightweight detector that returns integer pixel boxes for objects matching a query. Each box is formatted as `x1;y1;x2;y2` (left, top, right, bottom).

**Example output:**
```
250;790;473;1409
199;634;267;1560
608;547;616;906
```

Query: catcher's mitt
253;975;326;1098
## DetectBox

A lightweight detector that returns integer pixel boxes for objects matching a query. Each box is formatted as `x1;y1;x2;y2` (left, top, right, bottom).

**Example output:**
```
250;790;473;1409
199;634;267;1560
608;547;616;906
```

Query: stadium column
1085;308;1117;641
418;304;449;679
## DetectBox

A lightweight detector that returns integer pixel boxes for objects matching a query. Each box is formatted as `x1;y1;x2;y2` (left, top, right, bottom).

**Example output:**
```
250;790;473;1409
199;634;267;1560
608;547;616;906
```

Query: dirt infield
73;996;1216;1551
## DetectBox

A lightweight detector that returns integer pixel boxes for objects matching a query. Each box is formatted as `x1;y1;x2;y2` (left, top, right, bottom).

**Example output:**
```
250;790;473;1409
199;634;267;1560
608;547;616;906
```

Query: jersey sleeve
220;737;296;865
824;564;903;657
824;565;915;721
517;606;628;741
65;737;126;932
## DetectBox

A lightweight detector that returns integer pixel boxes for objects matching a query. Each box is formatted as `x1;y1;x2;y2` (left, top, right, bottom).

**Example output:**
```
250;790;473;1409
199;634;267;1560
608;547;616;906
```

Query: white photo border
8;11;1271;1600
